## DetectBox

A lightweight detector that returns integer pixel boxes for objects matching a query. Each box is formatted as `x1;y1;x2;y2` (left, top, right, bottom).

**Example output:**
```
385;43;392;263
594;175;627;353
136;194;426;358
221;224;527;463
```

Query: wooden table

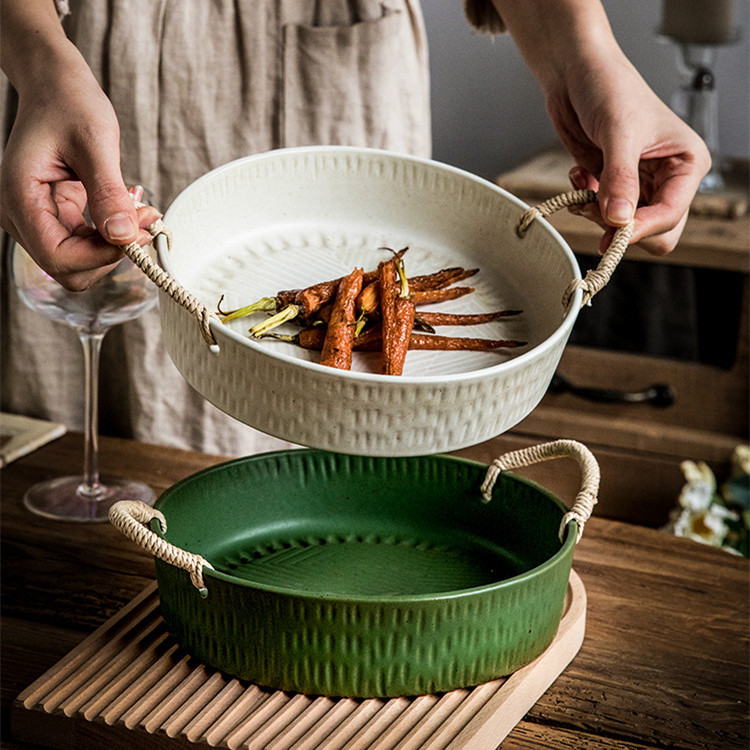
2;432;748;749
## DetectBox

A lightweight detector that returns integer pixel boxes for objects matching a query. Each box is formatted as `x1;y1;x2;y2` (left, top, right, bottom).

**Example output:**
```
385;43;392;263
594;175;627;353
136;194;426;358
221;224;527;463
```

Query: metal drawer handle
550;372;675;406
480;439;600;542
109;500;214;596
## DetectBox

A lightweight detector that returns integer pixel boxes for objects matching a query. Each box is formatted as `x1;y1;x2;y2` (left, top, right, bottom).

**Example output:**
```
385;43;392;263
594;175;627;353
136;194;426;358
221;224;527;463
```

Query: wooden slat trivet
11;571;586;750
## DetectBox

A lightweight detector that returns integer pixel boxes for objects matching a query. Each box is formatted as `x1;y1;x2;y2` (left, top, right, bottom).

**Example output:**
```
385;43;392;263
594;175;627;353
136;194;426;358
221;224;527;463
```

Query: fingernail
606;199;634;225
104;213;136;241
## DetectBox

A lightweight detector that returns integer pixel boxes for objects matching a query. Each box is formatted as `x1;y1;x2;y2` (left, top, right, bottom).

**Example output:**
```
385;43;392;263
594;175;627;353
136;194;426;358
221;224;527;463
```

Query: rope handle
120;208;220;354
109;500;215;597
517;189;635;309
480;439;600;542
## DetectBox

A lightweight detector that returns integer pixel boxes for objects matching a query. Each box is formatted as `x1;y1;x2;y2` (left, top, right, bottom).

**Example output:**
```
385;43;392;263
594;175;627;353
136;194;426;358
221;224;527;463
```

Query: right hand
0;43;159;291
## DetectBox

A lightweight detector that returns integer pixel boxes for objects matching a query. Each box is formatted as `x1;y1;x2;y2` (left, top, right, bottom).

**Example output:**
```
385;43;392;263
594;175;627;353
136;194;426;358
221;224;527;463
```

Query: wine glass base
23;475;156;523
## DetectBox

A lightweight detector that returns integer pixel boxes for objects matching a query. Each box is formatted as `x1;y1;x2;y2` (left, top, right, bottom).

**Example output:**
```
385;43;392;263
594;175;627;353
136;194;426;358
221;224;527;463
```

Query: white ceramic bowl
156;147;582;456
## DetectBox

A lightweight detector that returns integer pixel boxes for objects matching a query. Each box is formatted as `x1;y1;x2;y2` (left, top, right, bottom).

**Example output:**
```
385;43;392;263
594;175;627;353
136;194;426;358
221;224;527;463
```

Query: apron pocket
281;8;430;156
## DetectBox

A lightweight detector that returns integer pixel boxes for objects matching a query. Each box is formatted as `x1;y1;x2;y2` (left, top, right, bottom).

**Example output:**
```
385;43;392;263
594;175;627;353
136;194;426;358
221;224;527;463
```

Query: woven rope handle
517;189;634;309
109;500;215;596
480;439;600;542
121;210;220;353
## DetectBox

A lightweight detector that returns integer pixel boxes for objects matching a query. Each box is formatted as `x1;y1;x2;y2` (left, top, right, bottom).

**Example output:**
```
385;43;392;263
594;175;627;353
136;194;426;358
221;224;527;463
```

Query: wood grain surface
8;575;586;749
1;432;748;749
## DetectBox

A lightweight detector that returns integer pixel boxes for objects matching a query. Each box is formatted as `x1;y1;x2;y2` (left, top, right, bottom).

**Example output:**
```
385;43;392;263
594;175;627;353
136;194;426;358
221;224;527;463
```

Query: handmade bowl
150;147;607;456
111;441;598;697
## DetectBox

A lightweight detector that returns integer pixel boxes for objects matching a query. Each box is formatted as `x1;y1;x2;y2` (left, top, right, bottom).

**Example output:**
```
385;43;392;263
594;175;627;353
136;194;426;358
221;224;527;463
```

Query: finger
630;206;690;256
67;205;160;246
53;228;124;276
55;192;89;235
68;133;139;247
56;209;163;289
55;258;124;291
51;207;162;289
568;166;638;255
13;183;124;282
128;185;144;203
566;169;606;224
136;204;162;230
596;135;640;228
568;166;599;218
568;166;598;192
629;165;703;244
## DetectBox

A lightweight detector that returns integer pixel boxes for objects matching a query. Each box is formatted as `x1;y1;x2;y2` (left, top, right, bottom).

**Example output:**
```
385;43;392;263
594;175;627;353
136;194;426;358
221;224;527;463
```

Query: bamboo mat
11;571;586;750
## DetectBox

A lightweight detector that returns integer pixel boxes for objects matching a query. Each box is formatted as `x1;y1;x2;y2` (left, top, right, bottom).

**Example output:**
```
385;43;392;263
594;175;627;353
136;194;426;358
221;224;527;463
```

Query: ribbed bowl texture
153;449;576;697
157;146;582;456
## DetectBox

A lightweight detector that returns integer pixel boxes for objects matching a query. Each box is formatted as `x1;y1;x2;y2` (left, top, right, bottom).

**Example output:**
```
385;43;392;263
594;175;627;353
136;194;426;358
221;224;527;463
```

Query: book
0;413;67;468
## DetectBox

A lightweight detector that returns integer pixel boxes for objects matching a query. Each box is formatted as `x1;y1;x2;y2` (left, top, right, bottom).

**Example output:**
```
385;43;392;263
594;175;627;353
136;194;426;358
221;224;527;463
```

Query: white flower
671;504;739;548
678;460;717;512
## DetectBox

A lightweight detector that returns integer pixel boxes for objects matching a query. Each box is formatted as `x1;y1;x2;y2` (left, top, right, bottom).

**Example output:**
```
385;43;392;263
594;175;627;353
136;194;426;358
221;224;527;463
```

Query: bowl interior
155;450;571;599
159;147;581;378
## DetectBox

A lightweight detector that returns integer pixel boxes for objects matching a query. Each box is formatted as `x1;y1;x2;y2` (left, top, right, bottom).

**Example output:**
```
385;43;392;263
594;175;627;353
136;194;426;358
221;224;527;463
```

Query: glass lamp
658;0;741;192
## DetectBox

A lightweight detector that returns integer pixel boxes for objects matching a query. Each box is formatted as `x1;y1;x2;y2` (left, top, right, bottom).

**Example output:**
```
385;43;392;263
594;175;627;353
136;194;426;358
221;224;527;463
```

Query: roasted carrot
356;281;380;318
410;286;474;305
263;326;526;351
378;258;416;375
315;302;333;325
371;255;414;375
417;310;521;326
358;324;525;351
388;296;416;375
408;267;478;291
355;267;478;320
379;259;398;374
406;332;526;350
320;267;363;370
219;248;407;327
282;247;407;319
223;263;477;332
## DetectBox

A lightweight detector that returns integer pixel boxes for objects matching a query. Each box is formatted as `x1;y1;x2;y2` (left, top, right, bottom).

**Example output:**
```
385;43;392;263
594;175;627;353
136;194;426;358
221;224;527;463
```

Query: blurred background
424;0;749;180
423;1;749;533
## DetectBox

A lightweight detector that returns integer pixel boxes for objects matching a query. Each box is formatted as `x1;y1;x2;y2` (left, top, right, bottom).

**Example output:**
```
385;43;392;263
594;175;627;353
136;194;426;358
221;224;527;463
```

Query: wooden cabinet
453;149;749;528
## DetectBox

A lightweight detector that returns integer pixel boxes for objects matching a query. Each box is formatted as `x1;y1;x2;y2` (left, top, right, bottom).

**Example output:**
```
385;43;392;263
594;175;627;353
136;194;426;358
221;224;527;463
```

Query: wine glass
8;201;159;522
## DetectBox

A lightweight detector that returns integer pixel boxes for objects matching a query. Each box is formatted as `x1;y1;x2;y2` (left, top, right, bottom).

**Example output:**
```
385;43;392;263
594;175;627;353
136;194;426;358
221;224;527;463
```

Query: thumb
597;138;640;227
71;141;138;246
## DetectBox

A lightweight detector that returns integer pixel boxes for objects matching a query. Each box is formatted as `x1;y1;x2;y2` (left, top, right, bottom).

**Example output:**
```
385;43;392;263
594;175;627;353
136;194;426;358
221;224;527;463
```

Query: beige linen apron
1;0;433;455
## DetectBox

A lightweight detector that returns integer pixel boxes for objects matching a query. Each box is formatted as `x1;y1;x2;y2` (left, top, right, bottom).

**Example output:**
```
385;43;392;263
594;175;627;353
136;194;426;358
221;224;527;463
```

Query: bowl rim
157;145;583;385
153;448;577;605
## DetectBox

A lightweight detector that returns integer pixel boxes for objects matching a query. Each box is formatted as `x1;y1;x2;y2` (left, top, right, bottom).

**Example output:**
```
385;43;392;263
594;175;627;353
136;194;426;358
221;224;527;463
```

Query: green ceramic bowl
145;449;578;698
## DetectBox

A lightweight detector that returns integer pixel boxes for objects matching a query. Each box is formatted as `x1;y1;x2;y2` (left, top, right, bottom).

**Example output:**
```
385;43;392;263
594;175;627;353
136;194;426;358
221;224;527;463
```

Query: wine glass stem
78;330;106;496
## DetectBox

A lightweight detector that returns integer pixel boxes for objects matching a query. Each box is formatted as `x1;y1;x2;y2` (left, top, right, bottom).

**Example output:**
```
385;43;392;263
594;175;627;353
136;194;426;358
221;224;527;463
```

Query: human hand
0;43;160;290
491;0;710;256
543;41;710;255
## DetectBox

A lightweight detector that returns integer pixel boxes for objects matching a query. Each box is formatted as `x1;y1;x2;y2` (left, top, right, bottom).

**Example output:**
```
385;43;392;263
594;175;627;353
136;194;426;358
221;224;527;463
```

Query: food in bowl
216;249;525;375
